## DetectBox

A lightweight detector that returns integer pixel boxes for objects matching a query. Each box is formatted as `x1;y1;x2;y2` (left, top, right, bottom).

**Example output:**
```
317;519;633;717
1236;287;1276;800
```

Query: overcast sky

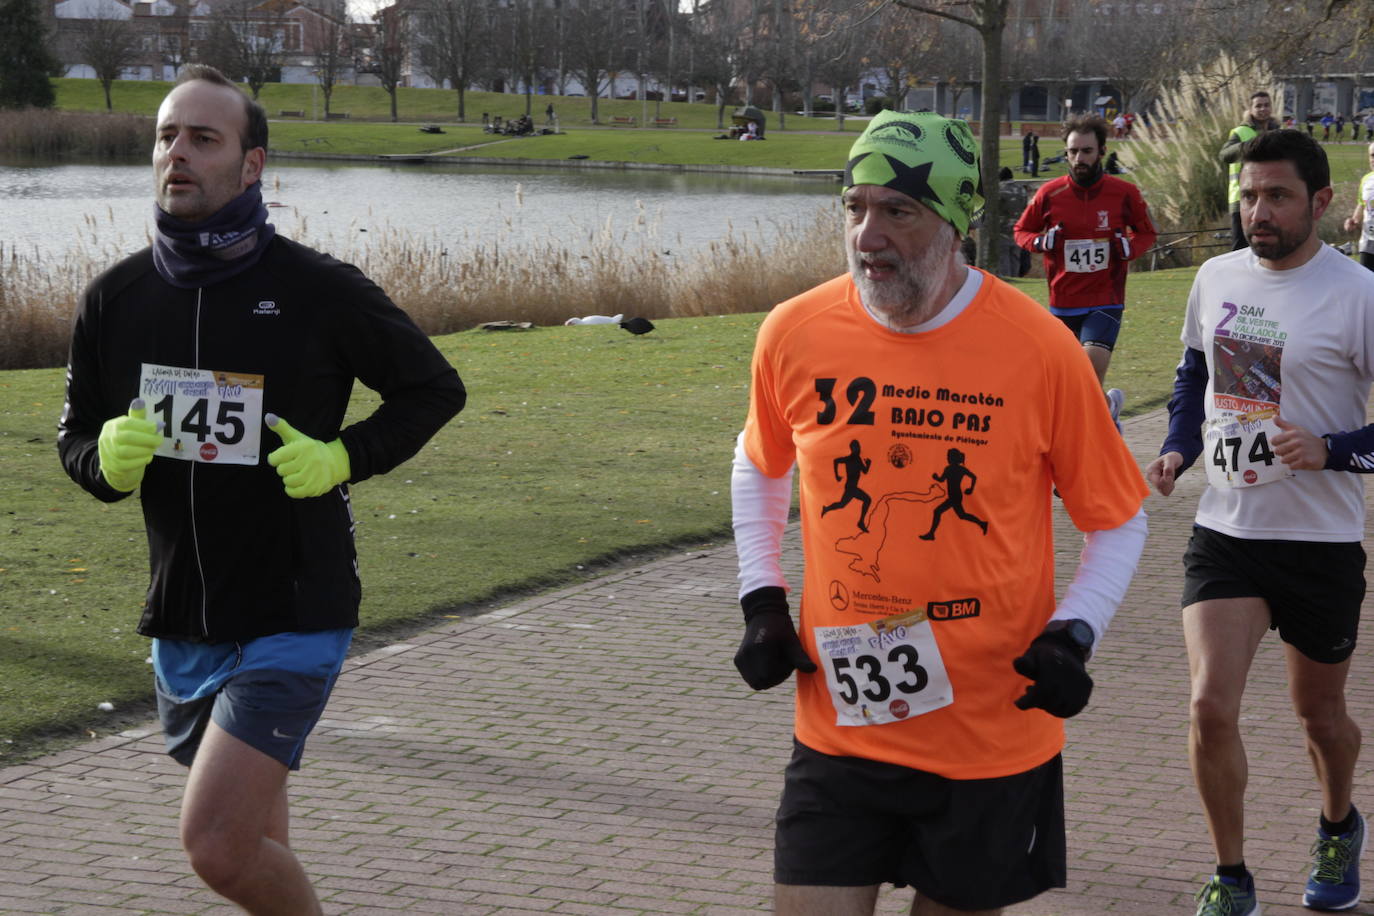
347;0;385;20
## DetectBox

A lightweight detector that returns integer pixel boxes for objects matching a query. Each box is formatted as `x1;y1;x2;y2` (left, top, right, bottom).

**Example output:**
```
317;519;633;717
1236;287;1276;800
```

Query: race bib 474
1202;407;1293;489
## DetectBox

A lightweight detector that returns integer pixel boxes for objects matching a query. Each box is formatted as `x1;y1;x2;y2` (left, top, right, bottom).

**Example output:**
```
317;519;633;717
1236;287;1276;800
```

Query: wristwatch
1043;618;1095;660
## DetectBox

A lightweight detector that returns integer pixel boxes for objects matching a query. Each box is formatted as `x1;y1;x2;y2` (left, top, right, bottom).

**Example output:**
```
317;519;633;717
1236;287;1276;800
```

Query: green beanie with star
843;110;985;237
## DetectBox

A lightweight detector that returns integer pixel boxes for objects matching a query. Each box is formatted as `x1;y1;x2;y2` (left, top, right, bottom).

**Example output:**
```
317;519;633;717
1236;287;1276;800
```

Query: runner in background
1342;141;1374;271
1014;114;1157;426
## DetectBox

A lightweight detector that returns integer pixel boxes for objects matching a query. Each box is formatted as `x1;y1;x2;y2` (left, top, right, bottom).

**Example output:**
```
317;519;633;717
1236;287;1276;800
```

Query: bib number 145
139;363;265;466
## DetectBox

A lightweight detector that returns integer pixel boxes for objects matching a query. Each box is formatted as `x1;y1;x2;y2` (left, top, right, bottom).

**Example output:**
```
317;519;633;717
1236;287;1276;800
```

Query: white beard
849;221;957;327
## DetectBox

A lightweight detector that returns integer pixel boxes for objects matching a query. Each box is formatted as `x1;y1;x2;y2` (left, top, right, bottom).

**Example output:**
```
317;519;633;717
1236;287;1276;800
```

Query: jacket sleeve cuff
1323;427;1374;472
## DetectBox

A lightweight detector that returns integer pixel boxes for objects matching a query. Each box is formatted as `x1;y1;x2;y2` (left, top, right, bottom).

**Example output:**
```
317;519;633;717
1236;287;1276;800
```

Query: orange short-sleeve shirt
743;269;1148;779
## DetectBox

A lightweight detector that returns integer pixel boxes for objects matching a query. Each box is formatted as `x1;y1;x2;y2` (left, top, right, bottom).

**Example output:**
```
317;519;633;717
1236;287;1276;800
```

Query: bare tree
564;0;623;124
754;0;802;128
646;0;687;116
688;0;749;128
371;8;405;122
811;6;867;132
497;0;551;116
162;31;195;80
1076;0;1192;115
889;0;1009;271
417;0;489;121
201;0;289;99
312;18;349;119
77;14;141;111
864;5;942;111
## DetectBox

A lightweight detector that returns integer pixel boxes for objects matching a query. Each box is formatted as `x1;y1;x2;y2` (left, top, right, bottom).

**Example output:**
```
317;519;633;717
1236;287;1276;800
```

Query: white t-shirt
1182;243;1374;541
1358;170;1374;255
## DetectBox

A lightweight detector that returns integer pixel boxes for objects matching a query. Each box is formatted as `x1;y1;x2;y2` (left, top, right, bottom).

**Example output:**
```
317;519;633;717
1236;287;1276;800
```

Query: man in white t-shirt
1147;129;1374;916
1342;141;1374;272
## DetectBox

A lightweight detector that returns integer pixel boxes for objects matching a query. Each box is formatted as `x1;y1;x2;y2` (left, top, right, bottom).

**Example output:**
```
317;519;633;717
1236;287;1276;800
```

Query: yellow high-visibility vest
1227;124;1259;206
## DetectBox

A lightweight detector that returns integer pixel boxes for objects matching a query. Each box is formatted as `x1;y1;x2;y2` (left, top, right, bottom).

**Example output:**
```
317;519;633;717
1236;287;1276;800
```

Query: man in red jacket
1015;114;1157;423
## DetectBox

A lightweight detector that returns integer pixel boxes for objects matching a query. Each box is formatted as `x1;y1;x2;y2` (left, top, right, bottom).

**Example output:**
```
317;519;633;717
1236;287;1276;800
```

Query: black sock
1216;862;1249;883
1321;807;1358;836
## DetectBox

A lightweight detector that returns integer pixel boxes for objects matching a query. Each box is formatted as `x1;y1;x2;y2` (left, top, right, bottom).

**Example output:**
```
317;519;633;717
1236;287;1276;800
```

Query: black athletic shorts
774;739;1066;910
1182;525;1366;663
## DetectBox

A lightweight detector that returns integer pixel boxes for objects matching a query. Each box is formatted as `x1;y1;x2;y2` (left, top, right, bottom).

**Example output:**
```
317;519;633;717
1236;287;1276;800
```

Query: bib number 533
815;610;953;726
830;645;928;704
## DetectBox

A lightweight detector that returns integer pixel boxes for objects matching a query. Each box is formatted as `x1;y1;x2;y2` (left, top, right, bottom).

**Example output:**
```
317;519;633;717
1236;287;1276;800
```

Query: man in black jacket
57;66;466;915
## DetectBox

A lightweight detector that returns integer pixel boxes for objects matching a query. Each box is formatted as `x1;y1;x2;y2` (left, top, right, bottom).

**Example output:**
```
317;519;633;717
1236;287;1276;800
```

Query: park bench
325;112;350;120
278;109;304;117
652;117;677;127
296;137;330;147
610;116;636;127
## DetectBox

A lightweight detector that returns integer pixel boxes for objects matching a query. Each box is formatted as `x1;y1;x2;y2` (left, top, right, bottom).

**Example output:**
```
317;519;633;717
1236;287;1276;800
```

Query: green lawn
51;78;1373;185
0;269;1196;763
54;77;862;134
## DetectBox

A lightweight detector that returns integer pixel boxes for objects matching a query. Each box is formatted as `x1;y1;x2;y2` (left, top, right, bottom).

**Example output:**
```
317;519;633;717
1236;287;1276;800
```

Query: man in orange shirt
730;111;1150;915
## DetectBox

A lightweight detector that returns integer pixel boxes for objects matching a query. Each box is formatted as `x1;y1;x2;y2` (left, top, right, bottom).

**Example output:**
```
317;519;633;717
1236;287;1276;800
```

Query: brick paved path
2;408;1372;914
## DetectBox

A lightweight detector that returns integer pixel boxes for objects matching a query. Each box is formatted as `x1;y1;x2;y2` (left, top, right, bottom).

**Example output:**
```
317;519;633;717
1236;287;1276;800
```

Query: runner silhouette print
821;439;873;532
920;448;989;539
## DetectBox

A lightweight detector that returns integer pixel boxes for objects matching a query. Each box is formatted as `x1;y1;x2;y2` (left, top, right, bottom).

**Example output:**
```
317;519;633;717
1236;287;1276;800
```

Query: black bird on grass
620;317;655;335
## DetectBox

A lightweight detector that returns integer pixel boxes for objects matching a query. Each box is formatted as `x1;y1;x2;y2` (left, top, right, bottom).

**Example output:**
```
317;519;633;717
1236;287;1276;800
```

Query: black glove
733;586;817;691
1012;627;1093;718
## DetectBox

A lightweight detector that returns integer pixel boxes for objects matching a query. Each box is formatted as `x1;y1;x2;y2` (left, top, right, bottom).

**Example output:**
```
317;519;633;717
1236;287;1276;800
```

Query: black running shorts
1182;524;1366;664
774;739;1066;910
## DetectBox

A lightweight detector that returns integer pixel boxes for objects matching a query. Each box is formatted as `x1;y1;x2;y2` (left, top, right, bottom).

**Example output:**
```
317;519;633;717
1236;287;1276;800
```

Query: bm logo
927;597;980;620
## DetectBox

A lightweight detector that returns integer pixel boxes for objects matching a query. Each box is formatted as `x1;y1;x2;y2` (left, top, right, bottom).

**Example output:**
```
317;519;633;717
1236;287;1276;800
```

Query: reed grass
0;109;151;159
0;197;844;369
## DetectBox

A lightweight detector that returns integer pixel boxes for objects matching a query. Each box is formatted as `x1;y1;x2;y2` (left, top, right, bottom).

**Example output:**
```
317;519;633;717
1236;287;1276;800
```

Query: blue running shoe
1304;810;1365;910
1196;873;1260;915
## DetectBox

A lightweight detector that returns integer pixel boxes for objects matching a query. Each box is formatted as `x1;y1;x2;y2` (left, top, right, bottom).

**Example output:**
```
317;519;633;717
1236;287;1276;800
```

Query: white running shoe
1106;388;1125;428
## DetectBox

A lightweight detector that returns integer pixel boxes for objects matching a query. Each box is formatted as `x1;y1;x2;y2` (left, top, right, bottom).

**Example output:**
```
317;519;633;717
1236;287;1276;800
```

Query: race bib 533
815;609;953;726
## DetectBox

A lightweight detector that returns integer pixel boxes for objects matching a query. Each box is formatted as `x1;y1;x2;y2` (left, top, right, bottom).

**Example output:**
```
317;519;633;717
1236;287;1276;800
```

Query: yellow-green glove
265;414;351;499
97;398;162;492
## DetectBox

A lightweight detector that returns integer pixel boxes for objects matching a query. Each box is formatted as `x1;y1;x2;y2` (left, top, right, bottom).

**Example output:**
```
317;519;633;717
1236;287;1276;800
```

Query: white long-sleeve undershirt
730;434;1147;649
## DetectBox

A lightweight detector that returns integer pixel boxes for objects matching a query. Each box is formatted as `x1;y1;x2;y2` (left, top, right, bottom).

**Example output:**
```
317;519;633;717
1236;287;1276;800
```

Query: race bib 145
139;363;265;465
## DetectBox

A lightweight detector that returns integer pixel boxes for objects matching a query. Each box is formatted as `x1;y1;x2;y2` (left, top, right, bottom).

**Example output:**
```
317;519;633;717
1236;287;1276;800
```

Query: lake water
1;158;839;261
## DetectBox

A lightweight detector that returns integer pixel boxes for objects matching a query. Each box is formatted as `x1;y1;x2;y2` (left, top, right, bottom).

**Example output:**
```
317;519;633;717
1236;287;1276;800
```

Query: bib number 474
1211;430;1276;474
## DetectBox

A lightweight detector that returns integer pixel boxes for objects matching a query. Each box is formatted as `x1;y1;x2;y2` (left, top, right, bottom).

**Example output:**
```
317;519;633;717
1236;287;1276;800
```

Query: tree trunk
103;81;113;111
389;89;398;122
974;1;1005;273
